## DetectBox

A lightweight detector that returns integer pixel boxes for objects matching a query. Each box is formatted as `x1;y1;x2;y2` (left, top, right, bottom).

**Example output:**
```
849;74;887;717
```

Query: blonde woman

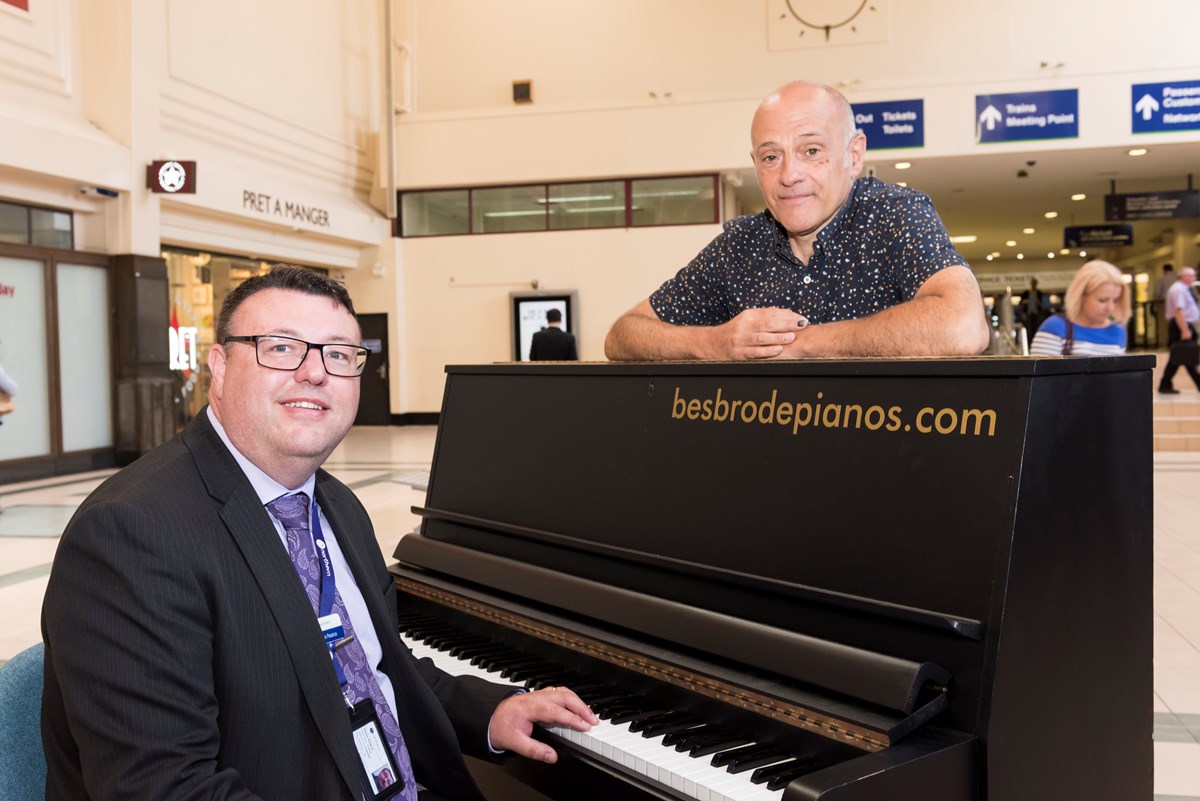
1029;260;1131;356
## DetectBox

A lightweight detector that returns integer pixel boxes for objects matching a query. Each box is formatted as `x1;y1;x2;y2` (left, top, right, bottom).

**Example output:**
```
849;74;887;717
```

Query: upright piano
389;357;1153;801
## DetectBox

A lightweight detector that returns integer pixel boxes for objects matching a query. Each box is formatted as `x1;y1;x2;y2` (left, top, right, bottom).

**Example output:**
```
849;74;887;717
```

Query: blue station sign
852;99;924;150
975;89;1078;143
1063;225;1134;249
1105;191;1200;222
1132;80;1200;133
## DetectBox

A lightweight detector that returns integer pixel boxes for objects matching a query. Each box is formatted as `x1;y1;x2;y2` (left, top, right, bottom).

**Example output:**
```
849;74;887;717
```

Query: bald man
605;81;989;360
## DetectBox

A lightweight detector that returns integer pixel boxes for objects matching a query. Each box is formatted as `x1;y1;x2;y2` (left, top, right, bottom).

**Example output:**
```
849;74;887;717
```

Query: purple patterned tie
267;492;418;800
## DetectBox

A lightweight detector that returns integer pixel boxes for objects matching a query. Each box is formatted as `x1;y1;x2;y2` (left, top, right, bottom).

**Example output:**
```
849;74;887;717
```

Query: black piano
389;357;1153;801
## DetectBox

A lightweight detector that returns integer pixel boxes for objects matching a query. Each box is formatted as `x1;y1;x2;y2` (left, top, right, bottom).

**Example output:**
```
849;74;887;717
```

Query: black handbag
1169;339;1200;367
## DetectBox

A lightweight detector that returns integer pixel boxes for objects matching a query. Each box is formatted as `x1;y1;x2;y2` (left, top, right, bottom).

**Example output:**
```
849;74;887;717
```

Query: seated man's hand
712;307;808;360
488;685;599;763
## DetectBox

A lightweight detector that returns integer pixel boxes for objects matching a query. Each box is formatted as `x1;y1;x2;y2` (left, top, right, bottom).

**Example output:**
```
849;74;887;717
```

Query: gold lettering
687;399;701;420
960;408;997;437
777;402;793;426
672;387;686;419
701;399;713;421
935;408;957;434
916;407;935;433
740;401;758;423
757;390;777;424
842;404;863;429
822;403;841;427
886;406;903;432
864;405;885;430
714;388;730;421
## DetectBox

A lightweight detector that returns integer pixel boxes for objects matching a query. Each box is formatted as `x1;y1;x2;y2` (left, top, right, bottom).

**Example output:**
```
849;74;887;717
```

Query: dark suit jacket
42;411;511;801
528;326;577;361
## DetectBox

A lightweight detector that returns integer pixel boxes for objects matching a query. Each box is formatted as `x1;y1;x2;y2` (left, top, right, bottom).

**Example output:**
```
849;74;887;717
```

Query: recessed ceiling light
1071;193;1087;201
1080;251;1088;257
992;251;1002;258
1016;253;1025;260
1047;252;1055;259
1023;227;1036;234
986;254;994;261
1006;240;1017;247
949;235;977;243
1044;211;1058;219
1060;248;1071;255
1128;148;1148;157
895;162;912;170
896;181;908;187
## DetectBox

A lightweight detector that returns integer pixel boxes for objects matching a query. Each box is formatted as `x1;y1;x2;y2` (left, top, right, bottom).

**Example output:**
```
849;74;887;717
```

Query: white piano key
400;631;785;801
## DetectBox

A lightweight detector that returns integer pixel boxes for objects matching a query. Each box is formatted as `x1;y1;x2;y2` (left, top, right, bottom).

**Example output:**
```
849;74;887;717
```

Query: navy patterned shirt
649;177;967;326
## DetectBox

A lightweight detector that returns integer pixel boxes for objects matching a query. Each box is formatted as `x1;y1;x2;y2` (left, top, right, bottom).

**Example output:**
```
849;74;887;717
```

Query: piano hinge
396;575;890;752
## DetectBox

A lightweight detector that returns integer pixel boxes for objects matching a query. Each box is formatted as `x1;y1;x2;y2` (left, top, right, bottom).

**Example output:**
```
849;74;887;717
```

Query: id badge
349;700;404;800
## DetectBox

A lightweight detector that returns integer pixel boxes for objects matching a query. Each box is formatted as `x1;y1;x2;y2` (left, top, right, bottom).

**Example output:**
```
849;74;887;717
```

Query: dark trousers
1160;319;1200;390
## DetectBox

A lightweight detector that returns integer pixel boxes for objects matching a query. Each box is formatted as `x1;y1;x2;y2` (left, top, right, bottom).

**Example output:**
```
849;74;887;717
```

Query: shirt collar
206;406;316;505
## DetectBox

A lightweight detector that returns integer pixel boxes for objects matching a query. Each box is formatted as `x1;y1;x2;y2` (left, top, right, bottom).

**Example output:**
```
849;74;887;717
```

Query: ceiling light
1047;252;1055;258
992;251;1001;258
1079;251;1088;257
1023;227;1036;235
986;255;994;261
894;162;912;170
1060;248;1071;255
1016;253;1024;260
1044;211;1058;219
896;181;908;187
1071;193;1087;201
535;194;614;204
1128;148;1148;157
482;210;547;218
1006;240;1017;247
949;235;977;243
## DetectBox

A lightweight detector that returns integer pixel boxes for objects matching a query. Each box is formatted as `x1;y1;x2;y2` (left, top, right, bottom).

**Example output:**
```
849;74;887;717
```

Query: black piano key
447;638;493;658
468;646;516;666
607;707;665;725
527;671;578;690
498;660;545;679
765;762;836;792
506;664;555;683
477;654;529;670
689;737;751;758
640;717;704;739
578;690;627;708
663;724;719;747
750;759;808;784
595;701;642;719
727;750;792;775
711;743;772;768
626;710;680;732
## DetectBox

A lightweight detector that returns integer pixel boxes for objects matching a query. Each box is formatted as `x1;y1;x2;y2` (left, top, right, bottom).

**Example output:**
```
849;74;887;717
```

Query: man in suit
42;266;597;801
528;309;577;361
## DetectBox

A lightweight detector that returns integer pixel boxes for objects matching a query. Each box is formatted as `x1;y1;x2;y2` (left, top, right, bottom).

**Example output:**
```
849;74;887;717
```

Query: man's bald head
752;81;859;153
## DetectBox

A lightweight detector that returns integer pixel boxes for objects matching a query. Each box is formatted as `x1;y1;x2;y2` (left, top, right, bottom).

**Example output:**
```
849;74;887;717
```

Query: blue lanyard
306;498;350;690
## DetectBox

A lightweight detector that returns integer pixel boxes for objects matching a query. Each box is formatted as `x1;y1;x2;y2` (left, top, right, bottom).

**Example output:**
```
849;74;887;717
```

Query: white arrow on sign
1135;93;1160;121
979;105;1003;130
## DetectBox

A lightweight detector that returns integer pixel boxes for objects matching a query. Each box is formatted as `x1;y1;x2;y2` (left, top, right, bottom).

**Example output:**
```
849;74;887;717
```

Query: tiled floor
2;415;1198;799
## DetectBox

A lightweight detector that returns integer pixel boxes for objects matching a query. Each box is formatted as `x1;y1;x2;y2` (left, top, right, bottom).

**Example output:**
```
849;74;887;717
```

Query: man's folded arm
778;265;990;358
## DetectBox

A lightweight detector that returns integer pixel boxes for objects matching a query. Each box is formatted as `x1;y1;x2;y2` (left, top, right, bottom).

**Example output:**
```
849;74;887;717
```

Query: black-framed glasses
224;335;369;377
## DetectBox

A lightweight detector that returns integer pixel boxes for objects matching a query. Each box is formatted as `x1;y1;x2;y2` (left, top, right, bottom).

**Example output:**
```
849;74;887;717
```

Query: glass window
57;263;112;451
631;176;717;226
0;201;27;244
401;190;469;237
31;208;73;249
0;256;51;461
548;181;625;230
473;185;547;234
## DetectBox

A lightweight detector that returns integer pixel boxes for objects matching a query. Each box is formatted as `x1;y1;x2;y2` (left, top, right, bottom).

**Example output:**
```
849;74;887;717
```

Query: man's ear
208;344;227;402
847;132;867;175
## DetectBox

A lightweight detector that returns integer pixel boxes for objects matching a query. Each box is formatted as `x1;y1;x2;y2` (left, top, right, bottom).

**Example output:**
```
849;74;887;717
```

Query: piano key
641;716;704;738
625;710;680;732
400;630;788;801
711;743;770;768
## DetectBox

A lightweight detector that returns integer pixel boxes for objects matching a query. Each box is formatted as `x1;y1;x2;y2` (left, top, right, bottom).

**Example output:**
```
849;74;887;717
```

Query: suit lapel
183;413;367;798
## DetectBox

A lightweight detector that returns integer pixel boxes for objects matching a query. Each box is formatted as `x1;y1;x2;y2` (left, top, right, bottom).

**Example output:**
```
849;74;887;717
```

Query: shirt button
803;276;812;284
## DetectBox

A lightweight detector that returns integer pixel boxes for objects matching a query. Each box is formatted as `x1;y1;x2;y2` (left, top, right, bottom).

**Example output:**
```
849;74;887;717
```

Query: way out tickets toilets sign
975;89;1078;143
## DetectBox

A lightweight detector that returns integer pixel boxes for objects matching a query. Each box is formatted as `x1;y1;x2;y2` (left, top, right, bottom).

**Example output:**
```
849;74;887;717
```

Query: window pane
57;263;113;451
473;186;547;234
401;190;469;237
0;201;28;244
548;181;624;230
31;208;73;249
0;256;51;460
631;176;716;226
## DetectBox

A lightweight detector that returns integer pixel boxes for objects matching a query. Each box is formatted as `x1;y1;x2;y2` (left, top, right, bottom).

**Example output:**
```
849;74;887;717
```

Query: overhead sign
147;160;197;194
852;99;924;150
1105;191;1199;221
1132;80;1200;133
1063;225;1134;248
975;89;1078;143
